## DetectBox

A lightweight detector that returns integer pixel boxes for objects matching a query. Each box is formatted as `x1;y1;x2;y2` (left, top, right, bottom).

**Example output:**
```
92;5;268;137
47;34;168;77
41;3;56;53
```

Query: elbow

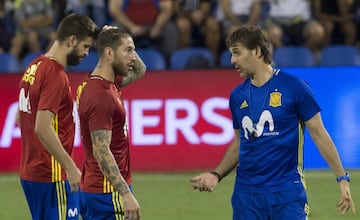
34;122;47;140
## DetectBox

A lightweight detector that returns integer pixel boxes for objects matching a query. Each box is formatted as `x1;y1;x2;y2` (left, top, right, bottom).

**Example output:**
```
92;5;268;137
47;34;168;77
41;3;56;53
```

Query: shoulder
230;79;248;97
229;79;249;107
33;57;68;86
275;69;308;89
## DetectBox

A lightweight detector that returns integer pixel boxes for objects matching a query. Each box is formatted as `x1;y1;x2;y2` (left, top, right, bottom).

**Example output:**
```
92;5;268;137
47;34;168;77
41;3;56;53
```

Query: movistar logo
241;110;279;139
68;208;78;217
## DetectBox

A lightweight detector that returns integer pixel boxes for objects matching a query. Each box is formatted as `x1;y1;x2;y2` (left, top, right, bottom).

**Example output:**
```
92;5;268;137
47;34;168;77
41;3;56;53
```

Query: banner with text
0;67;359;172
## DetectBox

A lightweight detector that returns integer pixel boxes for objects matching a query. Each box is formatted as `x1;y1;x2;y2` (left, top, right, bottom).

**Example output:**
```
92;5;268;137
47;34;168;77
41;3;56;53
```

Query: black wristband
210;171;222;182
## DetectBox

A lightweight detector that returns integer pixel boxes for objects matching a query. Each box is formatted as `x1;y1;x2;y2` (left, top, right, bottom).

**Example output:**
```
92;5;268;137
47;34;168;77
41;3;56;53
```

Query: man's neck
251;64;273;87
91;62;115;82
45;41;67;66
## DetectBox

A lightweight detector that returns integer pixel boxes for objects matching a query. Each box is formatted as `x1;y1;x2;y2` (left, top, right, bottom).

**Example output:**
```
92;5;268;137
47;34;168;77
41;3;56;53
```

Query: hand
66;166;81;192
149;26;161;39
130;25;147;37
123;192;141;220
336;181;356;215
102;25;118;31
190;172;219;192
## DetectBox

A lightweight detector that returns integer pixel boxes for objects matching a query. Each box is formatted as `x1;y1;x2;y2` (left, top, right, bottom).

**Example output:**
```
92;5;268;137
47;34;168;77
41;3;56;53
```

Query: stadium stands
170;48;215;70
273;46;316;67
319;45;359;66
137;49;167;71
22;52;42;70
69;51;98;73
0;53;21;73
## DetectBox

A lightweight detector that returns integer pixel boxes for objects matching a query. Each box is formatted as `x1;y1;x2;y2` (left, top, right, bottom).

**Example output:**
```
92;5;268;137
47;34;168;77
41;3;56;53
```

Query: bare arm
220;0;241;25
16;109;21;127
35;110;80;191
312;0;342;22
305;113;345;176
91;129;130;195
191;129;240;191
213;129;240;178
305;112;355;215
150;0;174;38
20;15;54;28
91;129;141;219
108;0;137;31
118;52;146;87
247;1;262;25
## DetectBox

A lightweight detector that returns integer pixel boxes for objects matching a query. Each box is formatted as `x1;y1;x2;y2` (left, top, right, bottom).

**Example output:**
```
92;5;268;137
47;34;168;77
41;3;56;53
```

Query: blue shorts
79;186;133;220
231;188;309;220
20;179;80;220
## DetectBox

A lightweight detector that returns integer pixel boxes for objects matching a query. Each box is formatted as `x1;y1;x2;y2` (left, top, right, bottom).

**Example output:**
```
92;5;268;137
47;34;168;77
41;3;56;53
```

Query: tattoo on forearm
133;52;146;75
91;129;130;195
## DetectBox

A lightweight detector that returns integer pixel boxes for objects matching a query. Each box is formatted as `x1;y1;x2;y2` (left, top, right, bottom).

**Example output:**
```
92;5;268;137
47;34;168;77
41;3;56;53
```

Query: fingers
336;197;355;215
190;175;215;192
125;209;140;220
190;175;201;183
102;25;118;31
70;183;79;192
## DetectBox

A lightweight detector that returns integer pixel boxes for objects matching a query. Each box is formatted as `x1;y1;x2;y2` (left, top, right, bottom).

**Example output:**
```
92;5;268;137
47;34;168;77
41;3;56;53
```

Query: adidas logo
240;100;248;109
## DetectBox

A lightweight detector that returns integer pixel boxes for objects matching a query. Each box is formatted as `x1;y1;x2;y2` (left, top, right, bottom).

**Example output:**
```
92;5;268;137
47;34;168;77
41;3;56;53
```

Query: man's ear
254;46;262;58
67;35;78;47
104;47;114;60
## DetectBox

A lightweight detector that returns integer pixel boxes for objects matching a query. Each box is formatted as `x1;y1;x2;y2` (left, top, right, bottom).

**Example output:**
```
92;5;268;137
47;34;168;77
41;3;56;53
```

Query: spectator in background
108;0;177;59
174;0;220;60
353;0;360;47
263;0;325;55
216;0;263;38
312;0;357;46
0;0;15;53
51;0;67;26
66;0;107;27
10;0;57;61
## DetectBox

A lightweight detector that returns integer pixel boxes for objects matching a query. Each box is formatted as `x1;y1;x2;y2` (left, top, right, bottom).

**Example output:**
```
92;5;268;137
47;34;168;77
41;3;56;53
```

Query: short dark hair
96;28;131;56
226;26;272;64
56;13;99;42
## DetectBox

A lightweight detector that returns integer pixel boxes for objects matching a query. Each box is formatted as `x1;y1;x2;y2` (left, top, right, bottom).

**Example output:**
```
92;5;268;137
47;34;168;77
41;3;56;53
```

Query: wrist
210;171;222;182
336;173;350;182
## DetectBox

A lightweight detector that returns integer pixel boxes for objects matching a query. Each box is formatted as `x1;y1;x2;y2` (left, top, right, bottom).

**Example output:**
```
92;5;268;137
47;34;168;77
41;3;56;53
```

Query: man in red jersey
16;13;99;220
76;27;146;220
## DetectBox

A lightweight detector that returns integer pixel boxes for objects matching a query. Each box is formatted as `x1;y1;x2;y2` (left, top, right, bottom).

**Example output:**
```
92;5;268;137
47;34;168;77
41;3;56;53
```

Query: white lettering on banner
166;99;200;144
201;97;233;145
131;99;163;145
1;102;21;148
1;98;234;148
0;102;82;148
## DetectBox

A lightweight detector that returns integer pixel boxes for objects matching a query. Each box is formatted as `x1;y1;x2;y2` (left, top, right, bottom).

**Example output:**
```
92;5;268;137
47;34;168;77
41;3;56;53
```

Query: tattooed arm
91;129;141;219
91;129;130;195
118;51;146;88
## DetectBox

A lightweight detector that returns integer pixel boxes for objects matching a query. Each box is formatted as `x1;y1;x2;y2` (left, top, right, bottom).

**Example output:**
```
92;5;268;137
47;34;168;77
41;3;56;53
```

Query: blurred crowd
1;0;360;69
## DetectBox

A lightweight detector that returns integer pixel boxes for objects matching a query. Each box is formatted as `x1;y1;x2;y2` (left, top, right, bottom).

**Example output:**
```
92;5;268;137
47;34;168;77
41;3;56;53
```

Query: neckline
248;75;274;139
90;74;119;89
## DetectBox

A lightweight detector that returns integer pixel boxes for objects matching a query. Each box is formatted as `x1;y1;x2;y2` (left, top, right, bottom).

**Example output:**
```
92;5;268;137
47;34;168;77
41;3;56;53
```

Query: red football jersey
77;76;131;193
18;55;75;182
123;0;164;25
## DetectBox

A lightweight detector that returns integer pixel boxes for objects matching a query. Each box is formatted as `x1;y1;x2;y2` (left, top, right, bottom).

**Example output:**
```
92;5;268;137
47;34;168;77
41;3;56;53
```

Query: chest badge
269;91;282;107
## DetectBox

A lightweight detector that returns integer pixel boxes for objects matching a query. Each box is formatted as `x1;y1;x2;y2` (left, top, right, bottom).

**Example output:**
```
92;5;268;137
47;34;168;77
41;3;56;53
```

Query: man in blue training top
190;25;355;220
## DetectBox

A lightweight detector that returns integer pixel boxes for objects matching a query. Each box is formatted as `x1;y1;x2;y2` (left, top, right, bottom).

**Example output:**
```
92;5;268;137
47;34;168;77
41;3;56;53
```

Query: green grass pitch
0;170;358;219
